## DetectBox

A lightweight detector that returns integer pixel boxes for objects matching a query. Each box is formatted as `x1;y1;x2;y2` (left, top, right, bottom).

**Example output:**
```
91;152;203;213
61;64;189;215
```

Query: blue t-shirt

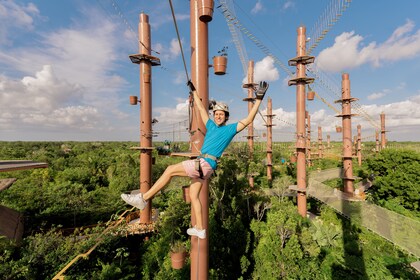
200;119;238;169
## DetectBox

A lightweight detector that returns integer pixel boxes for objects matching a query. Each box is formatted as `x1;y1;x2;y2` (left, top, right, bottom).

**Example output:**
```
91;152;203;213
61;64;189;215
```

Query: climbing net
309;168;420;258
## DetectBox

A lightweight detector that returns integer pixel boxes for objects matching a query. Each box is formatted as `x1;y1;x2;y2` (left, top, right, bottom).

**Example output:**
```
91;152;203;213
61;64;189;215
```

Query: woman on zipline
121;81;269;239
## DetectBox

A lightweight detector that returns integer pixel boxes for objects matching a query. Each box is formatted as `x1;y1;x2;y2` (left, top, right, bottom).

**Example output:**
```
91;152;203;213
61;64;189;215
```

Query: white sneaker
187;227;206;239
121;192;148;210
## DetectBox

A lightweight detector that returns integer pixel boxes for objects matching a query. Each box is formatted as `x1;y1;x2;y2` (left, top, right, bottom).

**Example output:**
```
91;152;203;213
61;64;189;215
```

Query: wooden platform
0;205;24;242
0;178;17;191
411;261;420;273
0;160;48;172
170;152;199;158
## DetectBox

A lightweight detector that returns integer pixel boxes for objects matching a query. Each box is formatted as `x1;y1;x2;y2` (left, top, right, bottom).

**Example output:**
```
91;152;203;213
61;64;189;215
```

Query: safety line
168;0;191;84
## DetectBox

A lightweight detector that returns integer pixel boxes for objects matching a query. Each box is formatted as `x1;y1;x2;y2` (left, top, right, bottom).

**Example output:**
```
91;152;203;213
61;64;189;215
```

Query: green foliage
250;199;321;279
208;156;254;279
1;142;419;279
138;191;191;280
366;148;420;215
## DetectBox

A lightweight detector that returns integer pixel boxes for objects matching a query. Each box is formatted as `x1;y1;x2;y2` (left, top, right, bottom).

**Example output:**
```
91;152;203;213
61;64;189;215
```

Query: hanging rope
168;0;191;84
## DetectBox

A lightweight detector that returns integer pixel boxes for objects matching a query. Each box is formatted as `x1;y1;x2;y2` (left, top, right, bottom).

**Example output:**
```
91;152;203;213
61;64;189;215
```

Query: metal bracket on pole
129;54;161;66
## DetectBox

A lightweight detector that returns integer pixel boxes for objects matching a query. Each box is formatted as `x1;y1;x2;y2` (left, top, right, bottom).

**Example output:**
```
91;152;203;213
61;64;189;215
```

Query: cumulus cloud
248;56;280;84
0;65;100;130
0;4;131;139
316;20;420;72
367;92;386;101
251;93;420;142
0;1;40;45
154;99;190;126
153;38;181;61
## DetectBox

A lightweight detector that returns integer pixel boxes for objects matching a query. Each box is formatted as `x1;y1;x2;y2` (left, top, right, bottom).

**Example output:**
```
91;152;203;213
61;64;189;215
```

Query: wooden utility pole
380;112;386;150
335;73;357;195
327;134;331;149
288;26;314;217
243;60;257;187
306;111;312;166
357;124;362;166
129;13;161;223
190;1;211;279
265;97;275;182
243;61;256;159
317;126;323;159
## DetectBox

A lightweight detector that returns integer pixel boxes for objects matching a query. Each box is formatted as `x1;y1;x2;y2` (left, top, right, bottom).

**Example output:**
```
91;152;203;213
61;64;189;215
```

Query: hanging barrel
213;56;227;75
336;126;342;133
129;96;138;105
307;91;315;101
198;0;214;22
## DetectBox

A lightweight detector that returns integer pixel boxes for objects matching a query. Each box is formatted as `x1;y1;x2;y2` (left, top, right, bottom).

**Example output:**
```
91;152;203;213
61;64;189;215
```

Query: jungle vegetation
0;141;419;279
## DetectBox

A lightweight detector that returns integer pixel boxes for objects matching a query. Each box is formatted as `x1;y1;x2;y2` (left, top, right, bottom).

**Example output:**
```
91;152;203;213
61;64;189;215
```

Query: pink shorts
182;158;214;180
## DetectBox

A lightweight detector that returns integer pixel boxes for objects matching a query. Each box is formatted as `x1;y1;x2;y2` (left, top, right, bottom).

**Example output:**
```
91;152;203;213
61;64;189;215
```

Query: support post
243;61;256;188
335;73;357;195
306;111;311;166
264;97;275;182
190;1;210;278
318;126;323;159
357;124;362;166
129;13;161;223
327;134;331;149
243;61;256;160
288;26;315;217
380;112;386;150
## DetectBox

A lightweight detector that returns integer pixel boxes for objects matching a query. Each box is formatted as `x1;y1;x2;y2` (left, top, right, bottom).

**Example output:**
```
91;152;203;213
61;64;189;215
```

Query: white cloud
282;1;295;10
0;5;132;139
367;92;386;101
0;0;40;45
154;99;189;126
153;37;181;61
252;56;280;83
252;95;420;142
316;20;420;72
0;65;99;130
251;1;263;14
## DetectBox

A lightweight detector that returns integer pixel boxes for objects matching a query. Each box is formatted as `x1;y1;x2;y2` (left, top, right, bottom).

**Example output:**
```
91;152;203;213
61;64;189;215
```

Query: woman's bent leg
143;162;187;200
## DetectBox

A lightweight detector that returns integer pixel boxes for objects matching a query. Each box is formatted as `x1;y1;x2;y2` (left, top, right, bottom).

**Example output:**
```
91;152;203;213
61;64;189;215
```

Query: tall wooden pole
317;126;323;159
335;73;357;195
306;111;312;166
357;124;362;166
327;134;331;149
265;97;275;182
190;1;210;278
380;112;386;150
128;13;161;223
244;61;256;159
243;61;256;187
288;26;314;217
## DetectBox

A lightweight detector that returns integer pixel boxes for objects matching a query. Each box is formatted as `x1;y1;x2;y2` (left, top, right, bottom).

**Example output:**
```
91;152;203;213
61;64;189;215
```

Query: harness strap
194;158;204;179
195;154;218;179
199;154;218;161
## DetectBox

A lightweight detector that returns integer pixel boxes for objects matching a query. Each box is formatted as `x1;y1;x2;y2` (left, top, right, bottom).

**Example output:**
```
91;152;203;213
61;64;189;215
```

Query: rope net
309;168;420;258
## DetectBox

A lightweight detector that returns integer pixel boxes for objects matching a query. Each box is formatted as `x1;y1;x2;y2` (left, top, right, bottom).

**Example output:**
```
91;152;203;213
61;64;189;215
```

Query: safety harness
195;154;218;179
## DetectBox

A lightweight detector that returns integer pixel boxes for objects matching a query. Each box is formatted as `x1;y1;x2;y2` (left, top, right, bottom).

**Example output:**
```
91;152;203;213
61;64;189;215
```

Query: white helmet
212;102;229;121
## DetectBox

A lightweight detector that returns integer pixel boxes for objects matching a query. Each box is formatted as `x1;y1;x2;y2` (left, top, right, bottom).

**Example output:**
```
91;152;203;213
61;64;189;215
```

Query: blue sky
1;0;420;142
